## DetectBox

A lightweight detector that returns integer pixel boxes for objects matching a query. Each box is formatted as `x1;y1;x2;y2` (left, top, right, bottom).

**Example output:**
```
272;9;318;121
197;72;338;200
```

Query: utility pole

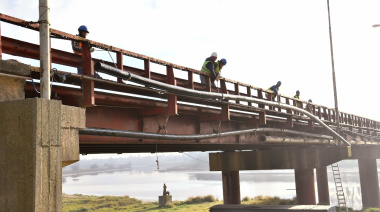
39;0;51;99
327;0;341;137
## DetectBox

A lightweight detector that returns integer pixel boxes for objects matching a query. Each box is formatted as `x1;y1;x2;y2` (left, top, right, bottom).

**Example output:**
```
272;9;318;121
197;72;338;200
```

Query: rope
155;143;160;170
156;116;170;134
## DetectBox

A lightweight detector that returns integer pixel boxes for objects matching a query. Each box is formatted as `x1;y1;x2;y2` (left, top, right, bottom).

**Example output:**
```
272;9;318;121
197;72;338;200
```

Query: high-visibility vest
201;60;213;74
294;95;301;107
214;61;222;75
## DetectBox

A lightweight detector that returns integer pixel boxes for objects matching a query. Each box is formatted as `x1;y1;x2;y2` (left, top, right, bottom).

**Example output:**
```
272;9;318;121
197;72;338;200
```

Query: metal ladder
331;163;348;212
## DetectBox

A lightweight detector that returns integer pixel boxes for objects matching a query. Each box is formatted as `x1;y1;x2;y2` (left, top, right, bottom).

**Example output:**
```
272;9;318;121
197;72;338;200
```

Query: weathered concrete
222;171;241;204
0;98;61;211
295;169;316;205
209;205;336;212
316;167;330;205
0;59;31;76
158;195;172;206
0;76;25;101
0;98;85;211
0;60;31;102
358;158;380;208
61;105;85;167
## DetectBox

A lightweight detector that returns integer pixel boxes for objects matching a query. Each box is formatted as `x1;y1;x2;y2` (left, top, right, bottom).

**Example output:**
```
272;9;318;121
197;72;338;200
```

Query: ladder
331;163;348;212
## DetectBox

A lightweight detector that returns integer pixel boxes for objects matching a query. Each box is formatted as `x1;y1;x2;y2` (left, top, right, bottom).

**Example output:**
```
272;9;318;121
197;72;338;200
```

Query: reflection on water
62;169;366;210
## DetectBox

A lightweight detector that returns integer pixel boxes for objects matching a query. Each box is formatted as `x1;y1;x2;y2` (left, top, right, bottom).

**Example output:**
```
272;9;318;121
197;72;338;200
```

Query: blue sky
2;0;380;123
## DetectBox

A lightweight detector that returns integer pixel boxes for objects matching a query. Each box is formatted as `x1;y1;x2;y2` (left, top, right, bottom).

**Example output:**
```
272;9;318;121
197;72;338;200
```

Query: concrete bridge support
358;158;380;208
0;60;85;212
222;171;241;204
294;168;316;205
316;166;330;205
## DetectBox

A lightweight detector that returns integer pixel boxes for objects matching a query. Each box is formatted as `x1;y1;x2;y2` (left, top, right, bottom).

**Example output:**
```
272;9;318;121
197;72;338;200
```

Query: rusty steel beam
166;65;177;115
81;42;95;107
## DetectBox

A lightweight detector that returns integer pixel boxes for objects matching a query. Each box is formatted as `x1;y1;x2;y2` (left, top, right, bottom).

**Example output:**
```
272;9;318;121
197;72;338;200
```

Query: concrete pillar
358;159;380;208
222;170;241;204
316;166;330;205
295;168;316;205
0;98;62;211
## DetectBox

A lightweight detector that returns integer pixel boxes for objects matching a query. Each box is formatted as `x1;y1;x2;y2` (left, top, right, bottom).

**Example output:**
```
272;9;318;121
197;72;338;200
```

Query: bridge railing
0;13;379;136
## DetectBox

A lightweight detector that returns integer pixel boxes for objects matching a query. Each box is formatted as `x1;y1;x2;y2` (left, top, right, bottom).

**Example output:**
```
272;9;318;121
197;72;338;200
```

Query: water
62;168;365;210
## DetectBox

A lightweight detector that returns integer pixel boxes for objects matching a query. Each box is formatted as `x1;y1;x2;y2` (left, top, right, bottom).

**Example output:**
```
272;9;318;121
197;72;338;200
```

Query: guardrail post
286;98;292;114
205;76;211;92
116;52;123;83
166;65;177;115
257;90;264;109
234;83;240;104
144;58;150;79
221;80;230;121
81;41;95;107
246;86;252;106
188;71;194;89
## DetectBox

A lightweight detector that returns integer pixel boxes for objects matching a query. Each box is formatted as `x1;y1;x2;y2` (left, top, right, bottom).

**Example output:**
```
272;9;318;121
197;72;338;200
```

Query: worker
200;52;218;87
72;25;101;79
306;99;313;113
294;90;301;107
266;81;281;100
214;58;227;81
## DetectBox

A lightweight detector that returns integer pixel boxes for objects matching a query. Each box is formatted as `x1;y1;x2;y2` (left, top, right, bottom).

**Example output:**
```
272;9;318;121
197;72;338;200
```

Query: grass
63;194;298;212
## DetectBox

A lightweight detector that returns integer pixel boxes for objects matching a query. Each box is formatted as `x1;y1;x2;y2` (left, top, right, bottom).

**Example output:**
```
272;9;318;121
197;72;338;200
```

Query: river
62;168;365;210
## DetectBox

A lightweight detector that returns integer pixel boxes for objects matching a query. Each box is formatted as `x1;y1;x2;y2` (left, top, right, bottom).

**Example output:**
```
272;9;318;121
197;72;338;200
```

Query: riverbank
62;194;297;212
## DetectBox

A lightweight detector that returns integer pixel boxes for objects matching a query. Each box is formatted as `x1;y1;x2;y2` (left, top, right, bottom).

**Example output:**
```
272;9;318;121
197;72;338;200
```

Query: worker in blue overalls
266;81;281;100
72;25;101;79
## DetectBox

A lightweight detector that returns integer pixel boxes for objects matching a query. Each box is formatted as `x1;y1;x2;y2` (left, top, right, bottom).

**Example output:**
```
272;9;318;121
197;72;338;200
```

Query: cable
31;79;40;94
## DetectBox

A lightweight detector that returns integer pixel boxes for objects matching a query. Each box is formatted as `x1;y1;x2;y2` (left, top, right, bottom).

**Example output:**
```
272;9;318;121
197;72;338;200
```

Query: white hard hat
211;52;218;57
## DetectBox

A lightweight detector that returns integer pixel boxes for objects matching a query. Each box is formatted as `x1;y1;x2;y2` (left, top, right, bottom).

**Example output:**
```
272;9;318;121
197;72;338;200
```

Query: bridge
1;13;380;211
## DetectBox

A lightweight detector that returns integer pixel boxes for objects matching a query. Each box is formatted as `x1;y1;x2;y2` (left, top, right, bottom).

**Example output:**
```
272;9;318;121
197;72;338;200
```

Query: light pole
326;0;341;137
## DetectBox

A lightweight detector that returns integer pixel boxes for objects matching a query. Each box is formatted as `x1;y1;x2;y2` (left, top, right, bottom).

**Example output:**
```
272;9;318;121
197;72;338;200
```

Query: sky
1;0;380;122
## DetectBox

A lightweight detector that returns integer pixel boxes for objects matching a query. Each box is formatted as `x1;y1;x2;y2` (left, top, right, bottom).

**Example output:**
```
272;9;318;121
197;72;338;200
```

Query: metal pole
39;0;51;99
327;0;340;133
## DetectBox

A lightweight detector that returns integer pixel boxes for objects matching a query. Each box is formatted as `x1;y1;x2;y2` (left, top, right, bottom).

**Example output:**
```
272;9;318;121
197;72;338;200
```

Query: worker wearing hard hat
294;90;301;107
214;58;227;82
200;52;218;87
266;81;281;100
72;25;101;78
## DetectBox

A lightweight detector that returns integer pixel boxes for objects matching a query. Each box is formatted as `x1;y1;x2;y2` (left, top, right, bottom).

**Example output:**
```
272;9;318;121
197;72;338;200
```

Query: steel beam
295;168;316;205
166;65;177;115
81;42;94;107
316;167;330;205
116;52;123;83
209;147;350;171
222;170;241;204
358;158;380;208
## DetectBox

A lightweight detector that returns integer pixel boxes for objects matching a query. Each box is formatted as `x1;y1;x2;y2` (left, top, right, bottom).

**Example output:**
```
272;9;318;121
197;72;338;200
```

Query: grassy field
63;194;380;212
62;194;297;212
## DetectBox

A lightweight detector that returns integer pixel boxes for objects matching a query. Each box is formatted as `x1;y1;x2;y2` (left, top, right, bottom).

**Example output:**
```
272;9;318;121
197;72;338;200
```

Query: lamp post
326;0;341;137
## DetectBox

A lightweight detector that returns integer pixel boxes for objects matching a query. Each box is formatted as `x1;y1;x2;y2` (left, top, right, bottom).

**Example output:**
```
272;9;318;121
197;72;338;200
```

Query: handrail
94;62;351;146
1;13;379;133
